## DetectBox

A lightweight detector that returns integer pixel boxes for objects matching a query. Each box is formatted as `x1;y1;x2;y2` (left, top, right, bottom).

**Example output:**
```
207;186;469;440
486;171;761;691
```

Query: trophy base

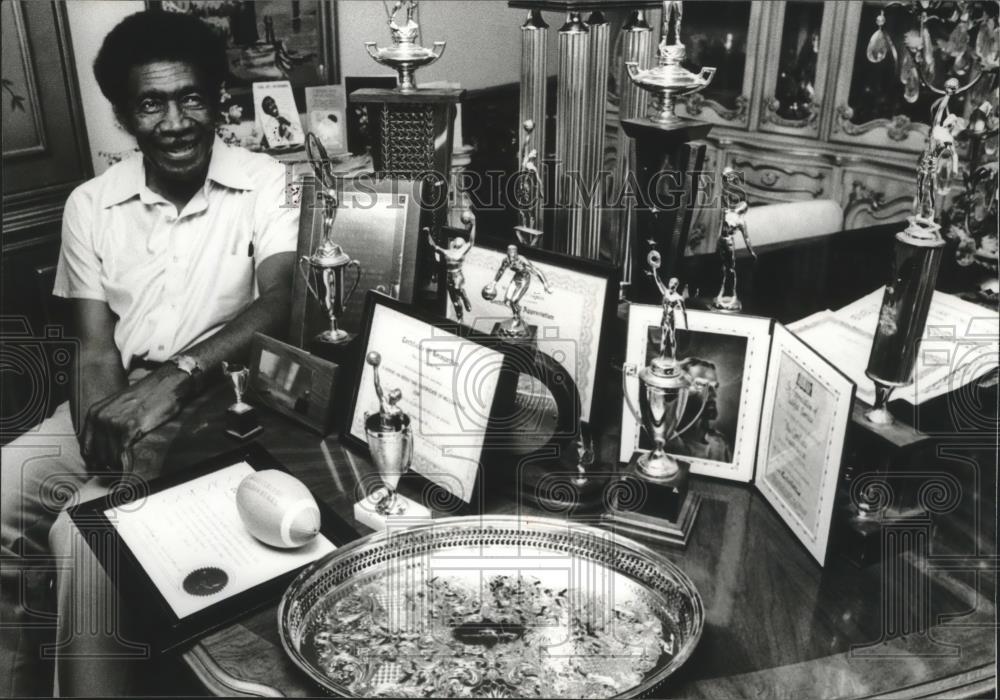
712;296;742;313
353;487;432;532
225;403;263;441
491;321;537;342
315;328;352;345
520;467;609;514
602;453;699;546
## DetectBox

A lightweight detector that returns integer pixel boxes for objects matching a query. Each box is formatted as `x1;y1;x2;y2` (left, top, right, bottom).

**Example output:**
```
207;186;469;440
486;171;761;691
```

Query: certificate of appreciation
755;324;854;565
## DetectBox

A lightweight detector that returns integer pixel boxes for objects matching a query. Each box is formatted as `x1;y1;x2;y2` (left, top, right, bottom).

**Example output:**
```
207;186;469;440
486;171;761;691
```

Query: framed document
755;323;855;566
620;307;774;483
248;333;340;435
69;444;357;653
342;292;581;513
289;175;422;348
446;239;618;423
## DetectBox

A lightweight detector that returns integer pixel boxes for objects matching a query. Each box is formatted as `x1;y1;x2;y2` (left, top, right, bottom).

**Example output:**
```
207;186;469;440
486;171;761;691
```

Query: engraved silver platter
278;515;704;698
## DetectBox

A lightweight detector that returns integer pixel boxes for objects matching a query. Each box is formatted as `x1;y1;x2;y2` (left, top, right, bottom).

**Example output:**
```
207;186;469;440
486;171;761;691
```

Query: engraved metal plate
279;515;704;698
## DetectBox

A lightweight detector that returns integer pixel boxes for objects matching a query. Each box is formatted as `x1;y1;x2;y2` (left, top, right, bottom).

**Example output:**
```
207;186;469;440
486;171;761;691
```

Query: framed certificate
445;238;618;424
342;292;581;513
68;444;357;653
755;323;855;565
620;307;774;483
289;176;422;349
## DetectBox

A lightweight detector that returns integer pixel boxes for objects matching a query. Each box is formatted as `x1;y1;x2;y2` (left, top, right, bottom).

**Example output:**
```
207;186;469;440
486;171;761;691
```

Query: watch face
175;356;199;374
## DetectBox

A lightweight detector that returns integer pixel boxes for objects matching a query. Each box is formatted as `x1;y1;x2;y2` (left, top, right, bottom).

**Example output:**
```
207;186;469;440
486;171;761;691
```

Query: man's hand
81;366;190;474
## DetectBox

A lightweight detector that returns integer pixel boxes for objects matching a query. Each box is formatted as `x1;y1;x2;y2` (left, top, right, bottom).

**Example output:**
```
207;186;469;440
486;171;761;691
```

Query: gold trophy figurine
514;119;544;248
713;167;757;312
365;0;446;93
481;244;553;338
427;210;476;323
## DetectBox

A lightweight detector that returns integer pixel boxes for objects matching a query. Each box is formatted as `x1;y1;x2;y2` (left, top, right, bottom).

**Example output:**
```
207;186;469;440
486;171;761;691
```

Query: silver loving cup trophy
365;0;446;93
363;352;413;516
623;267;703;480
301;133;362;345
221;361;262;439
625;1;716;125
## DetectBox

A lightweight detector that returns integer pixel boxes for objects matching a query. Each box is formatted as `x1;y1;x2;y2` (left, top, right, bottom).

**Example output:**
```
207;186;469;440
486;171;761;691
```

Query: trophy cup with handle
222;360;262;440
352;351;431;530
300;133;362;345
607;262;704;546
365;0;446;93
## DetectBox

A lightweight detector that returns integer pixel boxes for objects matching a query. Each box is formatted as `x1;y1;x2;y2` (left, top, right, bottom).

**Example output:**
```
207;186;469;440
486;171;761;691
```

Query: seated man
0;11;298;695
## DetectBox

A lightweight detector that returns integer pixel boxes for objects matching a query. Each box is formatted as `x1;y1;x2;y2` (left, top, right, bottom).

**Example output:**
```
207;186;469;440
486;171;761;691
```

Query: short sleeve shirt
53;139;298;368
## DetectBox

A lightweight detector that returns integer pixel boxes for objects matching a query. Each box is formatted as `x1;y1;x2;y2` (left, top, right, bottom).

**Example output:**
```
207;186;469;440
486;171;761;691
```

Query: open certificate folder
107;462;336;619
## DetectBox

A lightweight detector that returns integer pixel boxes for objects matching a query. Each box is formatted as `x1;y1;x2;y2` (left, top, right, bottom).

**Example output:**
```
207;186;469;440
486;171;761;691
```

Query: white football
235;470;321;548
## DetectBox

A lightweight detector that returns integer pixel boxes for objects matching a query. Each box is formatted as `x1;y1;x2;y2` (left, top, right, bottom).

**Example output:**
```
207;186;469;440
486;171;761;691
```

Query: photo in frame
755;323;855;566
344;76;397;155
149;0;338;151
447;238;618;423
252;80;306;151
247;332;340;435
289;176;422;349
305;85;348;156
620;308;773;483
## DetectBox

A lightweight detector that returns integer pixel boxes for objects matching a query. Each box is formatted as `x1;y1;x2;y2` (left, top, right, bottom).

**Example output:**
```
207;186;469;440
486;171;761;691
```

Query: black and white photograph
2;1;998;699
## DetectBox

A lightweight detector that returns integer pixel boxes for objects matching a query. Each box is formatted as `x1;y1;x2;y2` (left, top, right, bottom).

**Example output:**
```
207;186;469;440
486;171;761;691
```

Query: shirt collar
101;138;255;208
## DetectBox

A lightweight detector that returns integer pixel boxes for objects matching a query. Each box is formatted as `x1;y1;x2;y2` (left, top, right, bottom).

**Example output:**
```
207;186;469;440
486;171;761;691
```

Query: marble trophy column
581;11;609;260
555;12;590;255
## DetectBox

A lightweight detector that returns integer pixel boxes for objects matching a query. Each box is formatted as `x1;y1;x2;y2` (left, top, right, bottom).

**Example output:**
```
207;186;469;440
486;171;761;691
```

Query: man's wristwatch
168;354;205;393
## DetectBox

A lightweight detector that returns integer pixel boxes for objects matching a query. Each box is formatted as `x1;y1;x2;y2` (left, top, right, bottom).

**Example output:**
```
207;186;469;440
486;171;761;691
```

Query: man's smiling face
123;60;216;186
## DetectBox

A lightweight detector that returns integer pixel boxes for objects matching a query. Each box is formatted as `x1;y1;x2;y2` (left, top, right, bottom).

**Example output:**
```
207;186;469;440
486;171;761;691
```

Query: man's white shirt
53;139;299;368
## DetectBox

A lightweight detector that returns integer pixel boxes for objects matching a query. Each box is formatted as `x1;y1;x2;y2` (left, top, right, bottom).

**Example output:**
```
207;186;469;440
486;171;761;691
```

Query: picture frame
148;1;339;152
305;85;348;156
341;292;581;514
247;332;340;435
448;236;618;424
289;175;422;349
344;76;397;155
755;323;855;566
620;307;774;483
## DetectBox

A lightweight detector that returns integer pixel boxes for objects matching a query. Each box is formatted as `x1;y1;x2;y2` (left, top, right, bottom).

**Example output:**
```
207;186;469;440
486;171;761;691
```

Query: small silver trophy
713;167;756;313
481;244;552;338
222;361;262;440
300;133;362;345
363;351;412;516
365;0;446;93
625;1;716;125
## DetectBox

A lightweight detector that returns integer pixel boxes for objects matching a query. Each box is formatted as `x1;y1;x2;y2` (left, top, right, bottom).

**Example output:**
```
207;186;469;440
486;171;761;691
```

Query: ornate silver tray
279;515;704;698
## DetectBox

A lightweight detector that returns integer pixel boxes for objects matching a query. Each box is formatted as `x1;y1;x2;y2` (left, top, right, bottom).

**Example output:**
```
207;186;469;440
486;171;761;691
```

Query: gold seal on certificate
222;361;263;440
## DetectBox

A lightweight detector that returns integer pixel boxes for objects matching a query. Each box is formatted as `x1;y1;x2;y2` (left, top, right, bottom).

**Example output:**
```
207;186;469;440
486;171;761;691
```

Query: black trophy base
225;403;263;441
601;453;700;547
519;466;609;514
490;322;537;343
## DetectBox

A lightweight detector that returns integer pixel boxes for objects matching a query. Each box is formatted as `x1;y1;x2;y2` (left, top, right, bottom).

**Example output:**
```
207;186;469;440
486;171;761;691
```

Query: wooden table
133;223;996;697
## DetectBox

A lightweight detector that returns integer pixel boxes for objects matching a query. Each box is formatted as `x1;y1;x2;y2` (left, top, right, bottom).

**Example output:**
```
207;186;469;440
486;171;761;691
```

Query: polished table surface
127;224;997;698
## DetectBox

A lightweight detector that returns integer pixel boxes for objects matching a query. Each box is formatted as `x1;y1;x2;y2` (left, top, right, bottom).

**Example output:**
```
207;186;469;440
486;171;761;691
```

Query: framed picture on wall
148;1;338;151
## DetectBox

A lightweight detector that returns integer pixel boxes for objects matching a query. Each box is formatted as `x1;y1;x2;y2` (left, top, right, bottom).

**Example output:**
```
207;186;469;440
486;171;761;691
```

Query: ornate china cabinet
676;0;997;254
